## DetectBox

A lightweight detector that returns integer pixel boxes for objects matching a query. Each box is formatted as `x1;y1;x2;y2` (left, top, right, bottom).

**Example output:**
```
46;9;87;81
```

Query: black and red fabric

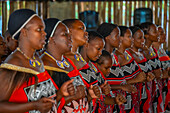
135;53;153;113
147;47;164;113
89;62;107;113
106;54;126;86
164;78;170;112
157;48;170;112
106;53;126;113
4;68;60;113
79;63;98;88
148;47;161;71
121;50;143;113
121;50;141;81
157;47;170;70
78;62;99;113
61;57;89;113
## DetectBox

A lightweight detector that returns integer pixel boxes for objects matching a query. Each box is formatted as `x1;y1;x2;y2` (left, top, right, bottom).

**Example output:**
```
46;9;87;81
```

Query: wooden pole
120;1;123;25
155;1;158;25
2;1;7;35
168;0;170;51
129;1;132;26
159;0;162;25
164;0;167;49
72;2;75;18
125;1;128;26
108;1;111;23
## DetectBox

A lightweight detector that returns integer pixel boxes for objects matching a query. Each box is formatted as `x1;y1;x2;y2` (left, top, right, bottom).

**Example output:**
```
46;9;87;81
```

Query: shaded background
0;0;170;53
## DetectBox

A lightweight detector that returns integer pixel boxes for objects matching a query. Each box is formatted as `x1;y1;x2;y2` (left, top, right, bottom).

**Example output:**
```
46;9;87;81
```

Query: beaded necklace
116;49;131;61
130;49;144;60
74;53;86;63
17;47;41;68
145;45;156;57
44;51;70;69
111;53;118;65
89;61;98;73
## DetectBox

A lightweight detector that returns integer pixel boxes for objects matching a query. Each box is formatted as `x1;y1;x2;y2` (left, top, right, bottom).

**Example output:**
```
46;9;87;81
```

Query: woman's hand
100;81;111;95
34;97;55;113
115;94;127;105
88;85;101;99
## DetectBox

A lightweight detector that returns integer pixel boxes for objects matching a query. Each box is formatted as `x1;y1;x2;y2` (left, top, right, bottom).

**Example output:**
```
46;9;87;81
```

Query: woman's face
133;29;145;49
158;27;166;43
23;16;46;50
148;24;158;42
109;27;120;48
86;38;105;61
70;20;88;46
0;36;7;56
98;58;112;76
122;29;132;48
52;23;72;53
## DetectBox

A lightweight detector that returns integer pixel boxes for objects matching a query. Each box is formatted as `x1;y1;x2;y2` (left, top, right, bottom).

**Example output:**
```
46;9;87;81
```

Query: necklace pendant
80;56;85;63
56;61;65;69
63;60;70;68
36;60;41;66
74;54;80;61
29;59;36;67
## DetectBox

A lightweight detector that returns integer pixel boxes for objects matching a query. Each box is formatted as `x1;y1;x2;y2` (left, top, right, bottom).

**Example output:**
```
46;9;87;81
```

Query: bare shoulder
41;53;50;66
0;68;16;101
4;50;24;66
128;49;135;55
114;50;122;56
64;52;75;60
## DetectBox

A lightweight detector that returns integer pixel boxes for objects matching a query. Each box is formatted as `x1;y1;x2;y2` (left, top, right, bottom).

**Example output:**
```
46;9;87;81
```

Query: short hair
88;31;104;43
62;19;80;28
119;26;129;37
97;50;112;65
97;23;118;39
139;22;153;35
129;26;141;37
3;30;11;39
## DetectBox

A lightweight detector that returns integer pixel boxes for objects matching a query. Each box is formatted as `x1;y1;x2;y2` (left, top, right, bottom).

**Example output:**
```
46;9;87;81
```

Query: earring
47;40;50;44
158;37;160;42
131;40;134;47
119;41;122;48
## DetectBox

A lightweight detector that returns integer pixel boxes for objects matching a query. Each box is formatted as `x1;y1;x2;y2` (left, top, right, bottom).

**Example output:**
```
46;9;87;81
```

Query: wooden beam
2;1;7;35
116;2;119;25
43;1;47;19
25;1;36;12
80;2;84;12
103;2;106;22
38;1;41;16
155;1;158;25
168;0;170;51
134;1;136;11
10;1;14;15
78;2;81;16
164;0;167;49
129;1;132;26
142;0;145;7
147;0;150;8
125;1;128;26
108;1;111;23
159;0;162;25
47;1;50;18
119;1;123;25
114;1;116;24
72;2;75;18
98;1;101;12
91;2;95;11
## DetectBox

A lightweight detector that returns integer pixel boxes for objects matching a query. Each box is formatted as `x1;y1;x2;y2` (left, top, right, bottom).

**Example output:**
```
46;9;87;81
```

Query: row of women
0;9;169;113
